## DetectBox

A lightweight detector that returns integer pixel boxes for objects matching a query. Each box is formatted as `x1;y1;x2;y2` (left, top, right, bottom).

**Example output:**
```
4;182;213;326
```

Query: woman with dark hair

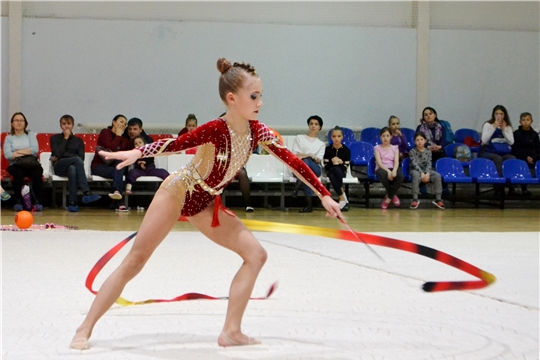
291;115;325;212
415;107;447;163
2;112;44;211
90;114;132;210
481;105;516;195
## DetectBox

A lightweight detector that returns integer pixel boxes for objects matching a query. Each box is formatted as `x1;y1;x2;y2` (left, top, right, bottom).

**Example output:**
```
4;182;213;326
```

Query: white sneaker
109;191;122;200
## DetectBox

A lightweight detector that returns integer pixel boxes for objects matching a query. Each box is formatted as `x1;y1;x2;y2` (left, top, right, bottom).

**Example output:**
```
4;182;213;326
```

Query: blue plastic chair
502;159;539;185
536;160;540;181
455;128;481;153
367;156;378;181
360;127;381;147
400;128;415;150
469;158;506;208
349;141;374;167
401;157;411;182
435;158;472;184
469;158;506;185
327;127;357;147
444;142;470;167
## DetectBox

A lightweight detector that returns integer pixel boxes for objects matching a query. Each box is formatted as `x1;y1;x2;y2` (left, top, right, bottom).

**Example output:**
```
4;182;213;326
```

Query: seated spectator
512;112;539;196
481;105;516;195
50;115;101;212
178;113;198;137
408;132;445;210
415;107;447;163
324;126;351;211
3;112;44;212
123;117;154;145
291;115;325;213
178;114;198;154
388;115;409;160
125;136;170;195
91;114;131;211
374;127;404;209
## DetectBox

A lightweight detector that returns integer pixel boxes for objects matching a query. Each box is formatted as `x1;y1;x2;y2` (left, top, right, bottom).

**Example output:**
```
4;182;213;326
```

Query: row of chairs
361;156;539;209
338;126;481;151
38;150;358;209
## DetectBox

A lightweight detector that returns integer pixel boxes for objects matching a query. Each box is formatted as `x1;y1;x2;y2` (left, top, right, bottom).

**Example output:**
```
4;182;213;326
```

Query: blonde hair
217;57;258;102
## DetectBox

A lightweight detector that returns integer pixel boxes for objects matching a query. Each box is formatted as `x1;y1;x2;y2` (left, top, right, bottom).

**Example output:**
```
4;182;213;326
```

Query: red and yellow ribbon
85;219;495;306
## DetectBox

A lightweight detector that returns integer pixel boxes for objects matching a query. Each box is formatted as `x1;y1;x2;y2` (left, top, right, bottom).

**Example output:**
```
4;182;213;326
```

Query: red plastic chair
36;133;55;157
1;132;10;179
76;133;99;152
149;134;176;142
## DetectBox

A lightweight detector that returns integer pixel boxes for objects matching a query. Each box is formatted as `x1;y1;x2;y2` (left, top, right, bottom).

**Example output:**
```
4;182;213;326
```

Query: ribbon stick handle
338;217;385;262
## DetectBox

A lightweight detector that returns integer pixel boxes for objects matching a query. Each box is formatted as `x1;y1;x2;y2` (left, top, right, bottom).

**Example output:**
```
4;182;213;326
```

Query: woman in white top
291;115;325;212
481;104;516;195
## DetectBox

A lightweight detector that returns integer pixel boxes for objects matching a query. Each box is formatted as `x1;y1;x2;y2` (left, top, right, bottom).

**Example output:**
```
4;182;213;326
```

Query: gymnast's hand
99;149;142;170
321;195;343;219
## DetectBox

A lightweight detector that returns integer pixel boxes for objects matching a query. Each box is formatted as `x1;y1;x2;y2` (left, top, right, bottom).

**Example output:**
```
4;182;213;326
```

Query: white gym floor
2;230;538;359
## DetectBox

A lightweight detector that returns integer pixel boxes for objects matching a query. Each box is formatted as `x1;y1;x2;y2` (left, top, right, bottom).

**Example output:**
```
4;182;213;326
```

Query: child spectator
125;136;170;195
512;112;540;196
409;132;445;209
324;126;351;211
178;113;198;137
374;127;404;209
388;116;409;160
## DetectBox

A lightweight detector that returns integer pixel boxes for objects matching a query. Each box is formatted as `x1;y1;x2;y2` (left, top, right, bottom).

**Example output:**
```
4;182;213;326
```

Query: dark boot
299;196;313;213
292;180;302;198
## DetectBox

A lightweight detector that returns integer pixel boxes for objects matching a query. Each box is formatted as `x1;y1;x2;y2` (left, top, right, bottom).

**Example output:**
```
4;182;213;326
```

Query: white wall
17;18;417;134
430;30;539;132
1;2;539;135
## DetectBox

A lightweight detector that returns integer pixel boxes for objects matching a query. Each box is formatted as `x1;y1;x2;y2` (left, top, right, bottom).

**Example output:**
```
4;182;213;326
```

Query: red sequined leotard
138;118;331;226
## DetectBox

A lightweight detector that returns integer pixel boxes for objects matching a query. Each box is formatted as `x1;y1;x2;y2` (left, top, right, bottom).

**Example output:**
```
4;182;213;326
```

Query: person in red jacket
90;114;131;210
71;58;342;351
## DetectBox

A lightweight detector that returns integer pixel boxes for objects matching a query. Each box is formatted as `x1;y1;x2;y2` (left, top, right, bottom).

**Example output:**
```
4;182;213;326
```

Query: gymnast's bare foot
218;332;261;347
70;329;91;350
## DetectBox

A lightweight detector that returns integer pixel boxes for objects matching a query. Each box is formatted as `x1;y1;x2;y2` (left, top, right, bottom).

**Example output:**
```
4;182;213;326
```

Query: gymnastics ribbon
85;220;495;307
85;232;276;306
241;219;496;292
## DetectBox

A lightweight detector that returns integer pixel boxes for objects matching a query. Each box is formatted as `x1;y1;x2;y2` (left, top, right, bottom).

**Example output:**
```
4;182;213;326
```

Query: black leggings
7;164;44;203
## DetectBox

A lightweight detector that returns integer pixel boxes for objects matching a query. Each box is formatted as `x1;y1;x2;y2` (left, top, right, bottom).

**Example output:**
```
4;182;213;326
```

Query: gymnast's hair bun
217;58;232;74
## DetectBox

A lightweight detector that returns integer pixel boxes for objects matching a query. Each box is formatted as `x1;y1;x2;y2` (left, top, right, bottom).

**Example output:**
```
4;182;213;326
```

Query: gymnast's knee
121;252;150;279
249;246;267;269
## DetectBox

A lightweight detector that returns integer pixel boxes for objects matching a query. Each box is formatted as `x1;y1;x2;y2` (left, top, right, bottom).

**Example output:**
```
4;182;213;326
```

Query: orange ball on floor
15;210;33;229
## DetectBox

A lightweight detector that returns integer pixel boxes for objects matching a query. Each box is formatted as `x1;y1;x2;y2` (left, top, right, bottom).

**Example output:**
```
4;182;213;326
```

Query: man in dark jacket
50;115;101;212
122;117;154;146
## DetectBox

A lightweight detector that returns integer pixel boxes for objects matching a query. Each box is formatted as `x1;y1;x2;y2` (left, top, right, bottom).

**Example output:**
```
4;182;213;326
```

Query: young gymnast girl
70;58;342;350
